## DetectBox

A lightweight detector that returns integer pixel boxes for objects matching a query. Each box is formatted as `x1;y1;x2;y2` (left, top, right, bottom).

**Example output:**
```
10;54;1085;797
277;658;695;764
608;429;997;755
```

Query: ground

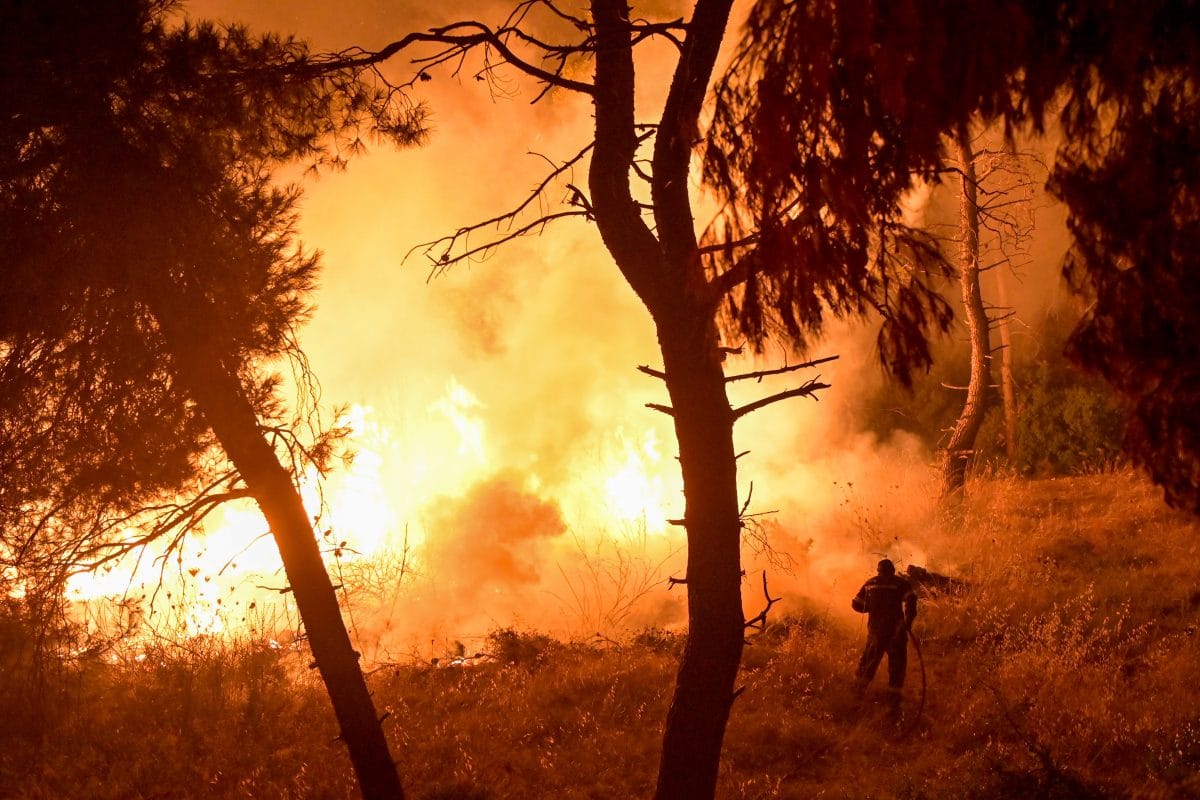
2;471;1198;799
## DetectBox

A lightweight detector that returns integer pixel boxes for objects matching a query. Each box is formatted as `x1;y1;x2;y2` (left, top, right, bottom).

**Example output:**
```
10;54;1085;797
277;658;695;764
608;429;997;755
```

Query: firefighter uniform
852;560;918;690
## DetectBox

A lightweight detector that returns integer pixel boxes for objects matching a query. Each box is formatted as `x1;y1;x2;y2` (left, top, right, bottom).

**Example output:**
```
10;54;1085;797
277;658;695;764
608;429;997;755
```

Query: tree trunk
153;312;403;800
653;315;745;800
994;268;1018;460
587;2;741;795
941;134;993;497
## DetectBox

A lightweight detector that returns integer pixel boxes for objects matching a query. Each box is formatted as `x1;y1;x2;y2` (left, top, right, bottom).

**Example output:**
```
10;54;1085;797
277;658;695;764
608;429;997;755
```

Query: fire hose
898;625;927;738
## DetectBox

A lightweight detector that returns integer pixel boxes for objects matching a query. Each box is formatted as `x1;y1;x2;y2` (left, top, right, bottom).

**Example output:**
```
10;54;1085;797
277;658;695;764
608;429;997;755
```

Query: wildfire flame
602;429;671;533
65;375;684;648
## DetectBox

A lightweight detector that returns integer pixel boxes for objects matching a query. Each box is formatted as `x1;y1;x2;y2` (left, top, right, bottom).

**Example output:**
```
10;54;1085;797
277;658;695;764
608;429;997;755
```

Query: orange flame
65;374;687;647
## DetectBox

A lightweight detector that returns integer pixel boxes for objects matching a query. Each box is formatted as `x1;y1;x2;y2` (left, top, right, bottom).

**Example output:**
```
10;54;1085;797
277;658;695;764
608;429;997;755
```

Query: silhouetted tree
939;129;1043;496
1052;12;1200;511
708;0;1200;512
314;3;950;795
939;133;992;495
0;2;422;796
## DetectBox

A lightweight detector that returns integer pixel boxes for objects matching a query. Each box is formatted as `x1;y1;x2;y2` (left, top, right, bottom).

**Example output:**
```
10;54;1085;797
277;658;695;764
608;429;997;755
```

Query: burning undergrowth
343;466;690;659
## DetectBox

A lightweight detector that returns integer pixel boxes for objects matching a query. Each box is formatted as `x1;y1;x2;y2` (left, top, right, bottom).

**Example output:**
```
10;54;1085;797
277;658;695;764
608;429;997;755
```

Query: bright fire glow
430;378;487;463
64;375;686;646
603;429;671;532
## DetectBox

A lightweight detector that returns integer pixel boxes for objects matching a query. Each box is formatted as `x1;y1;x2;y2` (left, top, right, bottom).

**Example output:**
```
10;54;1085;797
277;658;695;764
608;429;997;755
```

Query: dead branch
637;364;667;380
744;571;781;632
305;17;595;97
56;479;253;578
406;140;600;268
629;17;688;50
984;309;1017;323
724;354;839;384
564;183;594;216
696;232;760;256
523;0;590;31
424;210;591;276
739;482;754;516
216;531;275;577
730;377;830;420
741;516;794;572
408;129;655;274
646;402;675;416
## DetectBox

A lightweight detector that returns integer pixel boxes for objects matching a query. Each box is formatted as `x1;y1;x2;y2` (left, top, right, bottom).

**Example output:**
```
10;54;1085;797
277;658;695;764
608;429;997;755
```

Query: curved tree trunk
941;133;993;497
153;310;403;800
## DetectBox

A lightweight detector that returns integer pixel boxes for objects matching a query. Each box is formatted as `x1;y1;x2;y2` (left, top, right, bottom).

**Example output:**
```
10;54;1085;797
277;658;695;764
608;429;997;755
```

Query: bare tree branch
730;377;830;420
739;481;754;516
724;354;838;383
637;364;667;380
743;571;780;632
305;20;595;96
406;136;658;274
424;211;592;276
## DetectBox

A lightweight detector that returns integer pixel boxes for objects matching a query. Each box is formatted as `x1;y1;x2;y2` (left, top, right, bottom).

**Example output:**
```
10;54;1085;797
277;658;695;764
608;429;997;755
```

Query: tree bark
589;2;742;797
941;134;993;497
994;268;1018;460
653;317;745;800
153;311;403;800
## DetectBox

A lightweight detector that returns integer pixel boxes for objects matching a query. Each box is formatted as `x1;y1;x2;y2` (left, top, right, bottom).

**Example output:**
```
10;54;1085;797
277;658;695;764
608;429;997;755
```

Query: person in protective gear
851;558;917;692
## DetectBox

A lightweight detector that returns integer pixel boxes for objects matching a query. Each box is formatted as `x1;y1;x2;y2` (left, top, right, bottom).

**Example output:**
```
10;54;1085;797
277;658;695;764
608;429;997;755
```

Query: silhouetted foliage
0;2;424;794
709;0;1200;507
0;0;421;576
1055;54;1200;509
704;0;1050;382
485;628;561;667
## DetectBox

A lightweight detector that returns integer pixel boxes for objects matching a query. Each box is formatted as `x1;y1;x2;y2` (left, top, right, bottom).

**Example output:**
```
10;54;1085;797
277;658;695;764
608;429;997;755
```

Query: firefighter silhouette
852;558;917;693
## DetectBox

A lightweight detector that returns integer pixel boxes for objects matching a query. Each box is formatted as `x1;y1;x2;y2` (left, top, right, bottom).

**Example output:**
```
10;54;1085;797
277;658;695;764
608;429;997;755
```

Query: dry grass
3;471;1199;799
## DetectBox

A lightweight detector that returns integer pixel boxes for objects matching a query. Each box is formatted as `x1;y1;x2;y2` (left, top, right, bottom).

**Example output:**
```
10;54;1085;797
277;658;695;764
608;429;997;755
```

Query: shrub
1008;361;1126;475
484;627;560;667
629;625;682;654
